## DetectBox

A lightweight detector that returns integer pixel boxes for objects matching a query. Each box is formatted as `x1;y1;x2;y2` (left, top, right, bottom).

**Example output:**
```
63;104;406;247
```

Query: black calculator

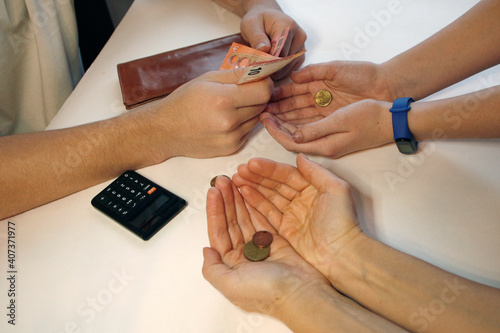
91;170;187;240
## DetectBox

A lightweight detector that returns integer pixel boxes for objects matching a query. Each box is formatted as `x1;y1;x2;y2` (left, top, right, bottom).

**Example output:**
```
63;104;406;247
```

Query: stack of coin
244;231;273;262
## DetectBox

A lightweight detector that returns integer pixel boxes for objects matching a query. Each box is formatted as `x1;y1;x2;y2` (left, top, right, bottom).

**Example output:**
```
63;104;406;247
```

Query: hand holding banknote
220;27;306;84
238;5;307;79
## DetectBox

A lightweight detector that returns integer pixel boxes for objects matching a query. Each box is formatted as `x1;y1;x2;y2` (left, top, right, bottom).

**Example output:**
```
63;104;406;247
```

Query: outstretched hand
264;61;395;124
204;163;412;333
260;99;394;158
202;175;331;316
232;153;363;275
258;61;397;158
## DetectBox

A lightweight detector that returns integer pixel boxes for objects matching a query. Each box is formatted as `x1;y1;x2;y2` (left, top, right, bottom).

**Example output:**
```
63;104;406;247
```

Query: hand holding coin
203;174;335;320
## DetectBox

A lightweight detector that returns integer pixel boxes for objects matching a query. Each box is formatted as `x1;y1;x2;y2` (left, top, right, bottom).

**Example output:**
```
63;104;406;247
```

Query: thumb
290;62;338;84
296;154;344;194
201;247;229;284
292;117;338;143
243;25;271;53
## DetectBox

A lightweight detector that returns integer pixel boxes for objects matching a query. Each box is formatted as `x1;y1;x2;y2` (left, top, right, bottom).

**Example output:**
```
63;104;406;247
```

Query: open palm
264;60;394;125
202;174;331;316
232;154;363;275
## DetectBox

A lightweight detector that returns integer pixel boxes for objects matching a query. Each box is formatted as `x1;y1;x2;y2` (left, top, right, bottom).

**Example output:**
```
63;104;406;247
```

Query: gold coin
315;89;332;107
210;175;229;187
243;241;270;262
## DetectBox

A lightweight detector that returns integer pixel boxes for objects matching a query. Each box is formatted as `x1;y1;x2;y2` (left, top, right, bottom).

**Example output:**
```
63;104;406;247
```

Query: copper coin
243;241;270;262
252;231;273;248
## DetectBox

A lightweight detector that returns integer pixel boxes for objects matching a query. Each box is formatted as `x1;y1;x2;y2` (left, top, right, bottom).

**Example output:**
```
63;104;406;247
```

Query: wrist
326;232;373;291
242;0;282;14
213;0;281;18
274;282;349;333
375;100;396;145
120;103;177;164
379;60;415;101
276;276;406;333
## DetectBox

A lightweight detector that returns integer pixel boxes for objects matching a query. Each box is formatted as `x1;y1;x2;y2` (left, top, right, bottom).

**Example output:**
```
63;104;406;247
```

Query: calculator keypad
94;172;159;220
91;170;187;240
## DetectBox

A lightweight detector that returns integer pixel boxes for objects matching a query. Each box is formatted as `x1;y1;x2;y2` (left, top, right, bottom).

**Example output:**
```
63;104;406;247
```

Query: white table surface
2;0;499;332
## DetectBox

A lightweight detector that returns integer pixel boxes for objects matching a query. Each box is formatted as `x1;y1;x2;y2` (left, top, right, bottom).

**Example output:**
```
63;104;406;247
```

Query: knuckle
218;116;237;132
324;146;342;158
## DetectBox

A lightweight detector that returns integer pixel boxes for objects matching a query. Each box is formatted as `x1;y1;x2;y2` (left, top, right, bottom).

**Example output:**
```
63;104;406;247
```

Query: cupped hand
264;60;395;124
260;99;394;158
232;154;363;276
202;175;331;316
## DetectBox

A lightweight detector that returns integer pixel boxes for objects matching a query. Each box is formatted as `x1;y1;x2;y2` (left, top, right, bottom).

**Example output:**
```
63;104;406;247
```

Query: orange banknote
220;27;306;84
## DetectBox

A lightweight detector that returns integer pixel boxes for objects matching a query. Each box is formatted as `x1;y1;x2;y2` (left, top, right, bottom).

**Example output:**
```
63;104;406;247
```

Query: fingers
260;113;339;156
259;113;301;152
241;8;307;58
265;80;330;120
202;68;273;106
233;79;273;109
260;112;297;137
260;121;348;158
233;156;311;232
269;81;311;105
287;26;307;57
232;169;297;211
206;176;257;258
240;14;272;53
234;156;310;196
266;93;313;117
245;204;278;234
271;48;306;81
206;187;233;256
200;70;273;137
215;176;256;246
292;115;342;144
289;62;338;84
244;25;272;53
271;24;306;80
264;81;319;122
239;185;284;232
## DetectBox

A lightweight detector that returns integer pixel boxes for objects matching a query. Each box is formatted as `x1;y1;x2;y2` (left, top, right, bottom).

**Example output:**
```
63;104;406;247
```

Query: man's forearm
382;0;500;100
329;233;500;332
212;0;281;17
0;111;169;219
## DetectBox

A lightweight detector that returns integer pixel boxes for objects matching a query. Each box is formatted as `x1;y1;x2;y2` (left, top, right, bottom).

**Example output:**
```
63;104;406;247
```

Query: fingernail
255;42;268;51
292;131;303;143
210;175;230;187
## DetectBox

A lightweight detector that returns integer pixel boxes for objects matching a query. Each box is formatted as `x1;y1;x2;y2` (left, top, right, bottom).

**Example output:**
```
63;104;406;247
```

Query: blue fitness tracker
389;97;418;155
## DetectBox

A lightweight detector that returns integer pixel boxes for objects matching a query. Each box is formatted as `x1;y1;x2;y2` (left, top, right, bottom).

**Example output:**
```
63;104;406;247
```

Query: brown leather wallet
117;33;248;109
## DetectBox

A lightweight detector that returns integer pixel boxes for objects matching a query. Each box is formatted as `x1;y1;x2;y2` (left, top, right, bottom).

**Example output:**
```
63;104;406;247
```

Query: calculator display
91;171;187;240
